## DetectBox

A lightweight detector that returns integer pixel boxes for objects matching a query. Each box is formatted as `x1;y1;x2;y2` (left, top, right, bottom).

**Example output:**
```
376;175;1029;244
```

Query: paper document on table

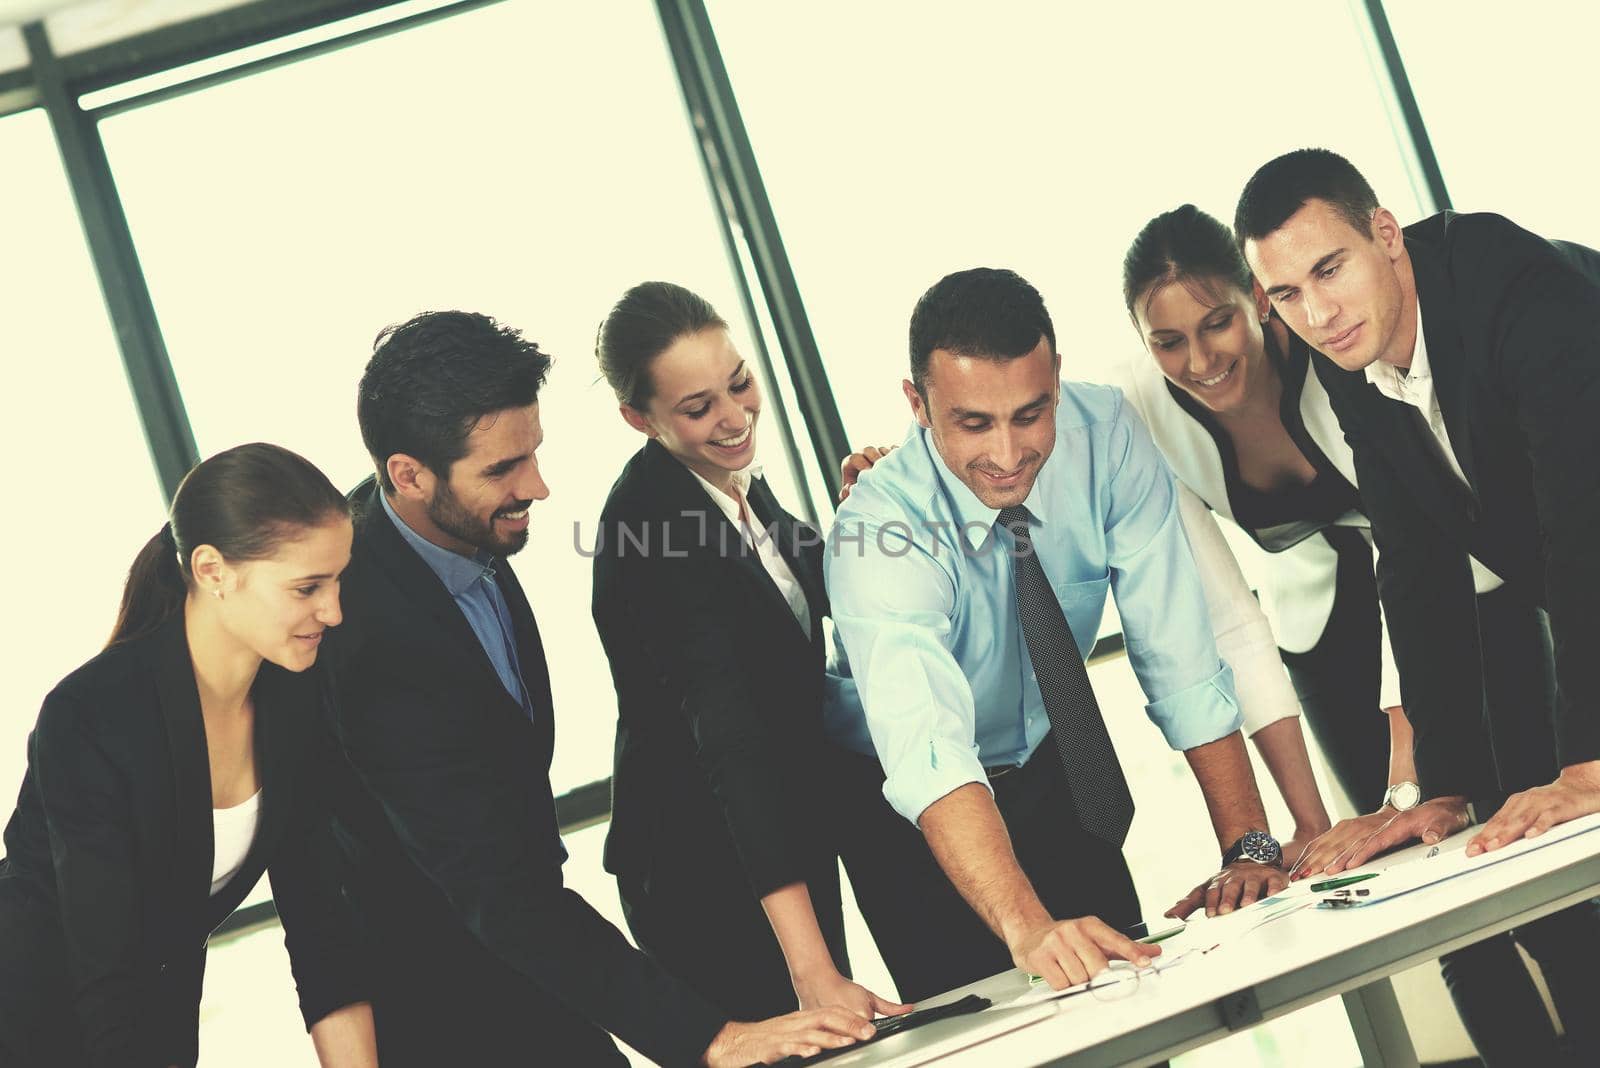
998;892;1323;1010
1325;810;1600;906
1001;944;1210;1009
1002;970;1127;1008
1001;975;1096;1008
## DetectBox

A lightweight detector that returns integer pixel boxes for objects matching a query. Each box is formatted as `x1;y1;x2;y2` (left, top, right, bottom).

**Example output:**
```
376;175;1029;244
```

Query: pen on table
1139;924;1186;946
1310;872;1380;893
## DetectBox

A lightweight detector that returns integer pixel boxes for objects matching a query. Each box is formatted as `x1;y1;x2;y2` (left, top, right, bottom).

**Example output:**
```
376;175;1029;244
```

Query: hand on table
1288;810;1395;880
1469;761;1600;857
702;1008;876;1066
1165;860;1287;919
1279;825;1330;875
794;967;912;1020
1008;915;1156;990
837;444;897;502
1292;798;1468;879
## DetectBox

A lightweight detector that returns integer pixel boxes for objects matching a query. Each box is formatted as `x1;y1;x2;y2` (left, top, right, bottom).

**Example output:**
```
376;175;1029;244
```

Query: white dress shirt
1364;304;1504;593
689;462;811;633
210;789;261;896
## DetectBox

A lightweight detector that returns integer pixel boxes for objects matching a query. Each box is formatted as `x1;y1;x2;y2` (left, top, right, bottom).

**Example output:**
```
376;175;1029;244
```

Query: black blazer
593;440;836;899
321;479;726;1066
1314;211;1600;799
0;615;365;1068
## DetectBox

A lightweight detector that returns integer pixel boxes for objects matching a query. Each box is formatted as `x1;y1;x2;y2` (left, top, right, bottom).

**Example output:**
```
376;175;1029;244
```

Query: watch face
1390;782;1421;811
1242;830;1282;865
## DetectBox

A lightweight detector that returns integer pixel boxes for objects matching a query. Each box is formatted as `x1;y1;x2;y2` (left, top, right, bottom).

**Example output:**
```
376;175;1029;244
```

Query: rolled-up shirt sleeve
1103;395;1244;750
827;520;991;825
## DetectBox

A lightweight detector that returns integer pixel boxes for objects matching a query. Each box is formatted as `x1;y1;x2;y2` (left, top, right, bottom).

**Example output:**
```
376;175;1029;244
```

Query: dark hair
1122;204;1254;322
358;311;553;493
908;268;1055;395
595;282;727;410
109;443;348;647
1234;148;1380;248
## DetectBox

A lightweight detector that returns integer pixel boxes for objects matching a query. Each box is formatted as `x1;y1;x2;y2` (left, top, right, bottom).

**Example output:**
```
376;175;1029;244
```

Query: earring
212;588;223;601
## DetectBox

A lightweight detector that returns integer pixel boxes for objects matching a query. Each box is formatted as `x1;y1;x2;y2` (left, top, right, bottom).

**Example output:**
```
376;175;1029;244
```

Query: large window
9;3;1504;1063
705;0;1427;445
97;0;810;795
1385;3;1600;247
0;108;169;804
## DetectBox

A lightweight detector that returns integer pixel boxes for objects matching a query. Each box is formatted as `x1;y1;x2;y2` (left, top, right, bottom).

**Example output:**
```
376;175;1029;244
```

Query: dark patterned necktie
999;506;1134;847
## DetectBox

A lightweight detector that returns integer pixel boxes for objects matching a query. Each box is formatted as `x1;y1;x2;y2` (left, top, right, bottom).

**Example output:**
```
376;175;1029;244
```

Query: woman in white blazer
1121;221;1401;820
1119;204;1577;1067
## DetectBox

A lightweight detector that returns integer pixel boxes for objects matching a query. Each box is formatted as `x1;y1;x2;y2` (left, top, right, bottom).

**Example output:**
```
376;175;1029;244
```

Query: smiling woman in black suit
0;443;374;1068
591;283;908;1025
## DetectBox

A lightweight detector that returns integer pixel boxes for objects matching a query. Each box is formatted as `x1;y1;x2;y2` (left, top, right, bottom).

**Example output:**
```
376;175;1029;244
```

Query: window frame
7;0;1446;937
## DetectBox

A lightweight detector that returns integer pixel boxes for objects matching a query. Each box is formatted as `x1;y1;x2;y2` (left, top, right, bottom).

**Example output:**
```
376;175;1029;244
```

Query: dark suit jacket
0;615;365;1068
322;479;726;1067
1314;211;1600;799
594;440;837;902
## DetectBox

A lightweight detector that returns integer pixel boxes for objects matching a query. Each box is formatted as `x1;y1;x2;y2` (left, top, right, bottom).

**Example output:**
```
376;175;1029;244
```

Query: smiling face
387;402;550;558
622;327;762;488
905;336;1060;510
209;516;352;673
1244;198;1414;372
429;403;549;556
1136;275;1272;415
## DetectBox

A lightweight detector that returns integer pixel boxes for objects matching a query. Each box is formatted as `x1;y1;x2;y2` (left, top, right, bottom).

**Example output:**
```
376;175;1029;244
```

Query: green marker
1310;872;1380;893
1139;924;1186;945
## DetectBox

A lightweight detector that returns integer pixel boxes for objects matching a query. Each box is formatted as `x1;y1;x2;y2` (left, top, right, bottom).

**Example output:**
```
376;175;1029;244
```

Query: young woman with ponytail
591;283;911;1023
0;443;377;1068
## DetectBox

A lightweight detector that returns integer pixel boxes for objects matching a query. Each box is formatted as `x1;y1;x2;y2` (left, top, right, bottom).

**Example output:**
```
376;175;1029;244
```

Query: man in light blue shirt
826;268;1287;999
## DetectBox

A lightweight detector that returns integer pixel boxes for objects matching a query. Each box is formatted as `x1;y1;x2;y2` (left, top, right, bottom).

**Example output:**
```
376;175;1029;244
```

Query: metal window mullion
654;0;850;505
59;0;406;96
1357;0;1452;213
24;22;198;503
83;0;509;122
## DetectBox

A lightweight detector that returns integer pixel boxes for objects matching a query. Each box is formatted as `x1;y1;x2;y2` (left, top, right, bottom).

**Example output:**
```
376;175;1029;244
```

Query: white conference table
820;813;1600;1068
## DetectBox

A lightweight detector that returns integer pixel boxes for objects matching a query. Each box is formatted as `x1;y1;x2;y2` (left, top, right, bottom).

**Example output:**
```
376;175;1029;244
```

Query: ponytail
108;522;189;647
596;282;728;410
105;443;348;649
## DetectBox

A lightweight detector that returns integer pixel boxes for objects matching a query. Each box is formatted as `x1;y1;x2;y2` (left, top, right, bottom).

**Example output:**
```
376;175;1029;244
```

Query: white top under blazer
689;462;811;634
210;790;262;897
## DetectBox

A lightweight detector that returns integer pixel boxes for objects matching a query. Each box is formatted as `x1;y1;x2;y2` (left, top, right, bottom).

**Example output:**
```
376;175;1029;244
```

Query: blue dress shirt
824;380;1242;824
380;491;533;716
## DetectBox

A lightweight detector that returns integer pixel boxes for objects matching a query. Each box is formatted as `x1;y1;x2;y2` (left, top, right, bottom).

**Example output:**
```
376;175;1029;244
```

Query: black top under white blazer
1121;329;1403;728
0;615;366;1068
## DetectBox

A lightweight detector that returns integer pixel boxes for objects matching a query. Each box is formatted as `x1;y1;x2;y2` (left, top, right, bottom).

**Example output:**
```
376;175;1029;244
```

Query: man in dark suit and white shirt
322;310;873;1066
1235;149;1600;868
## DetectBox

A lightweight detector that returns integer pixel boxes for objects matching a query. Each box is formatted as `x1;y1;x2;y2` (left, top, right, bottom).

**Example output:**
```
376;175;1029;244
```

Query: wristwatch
1383;781;1422;812
1222;830;1282;868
